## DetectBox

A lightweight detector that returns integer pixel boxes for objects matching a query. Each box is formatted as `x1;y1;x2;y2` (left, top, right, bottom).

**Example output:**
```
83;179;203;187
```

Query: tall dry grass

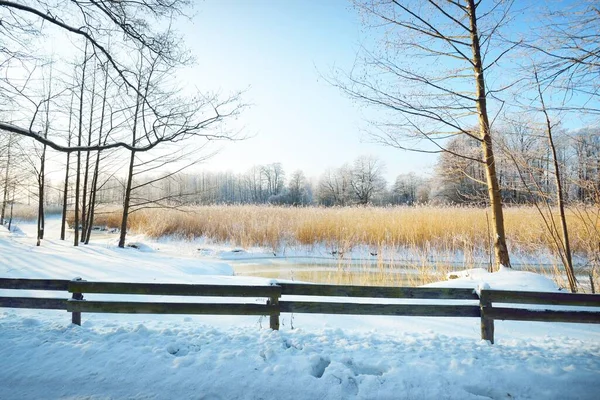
89;205;596;257
41;205;600;289
5;204;63;221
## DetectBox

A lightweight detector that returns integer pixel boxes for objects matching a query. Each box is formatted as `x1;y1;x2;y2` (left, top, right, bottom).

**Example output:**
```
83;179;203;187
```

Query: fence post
479;289;494;344
70;277;84;326
268;286;281;330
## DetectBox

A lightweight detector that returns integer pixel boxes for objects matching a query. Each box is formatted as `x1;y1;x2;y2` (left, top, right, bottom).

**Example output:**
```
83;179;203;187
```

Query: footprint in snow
310;356;331;378
344;359;387;377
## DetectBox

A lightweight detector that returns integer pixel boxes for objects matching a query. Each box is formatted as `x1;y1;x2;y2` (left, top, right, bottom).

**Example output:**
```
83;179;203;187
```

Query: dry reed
89;205;596;257
28;204;600;290
5;204;62;221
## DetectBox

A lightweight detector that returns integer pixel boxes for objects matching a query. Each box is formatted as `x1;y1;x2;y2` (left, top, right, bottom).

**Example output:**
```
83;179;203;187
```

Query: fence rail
279;302;481;317
69;281;281;297
0;278;69;291
0;297;68;310
1;277;599;343
277;283;479;299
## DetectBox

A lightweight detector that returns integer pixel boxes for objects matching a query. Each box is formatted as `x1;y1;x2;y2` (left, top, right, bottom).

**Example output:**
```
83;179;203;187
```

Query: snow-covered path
1;313;599;400
1;220;600;399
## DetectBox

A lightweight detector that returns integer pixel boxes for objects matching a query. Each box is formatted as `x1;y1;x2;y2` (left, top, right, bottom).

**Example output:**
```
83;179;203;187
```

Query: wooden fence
1;277;599;343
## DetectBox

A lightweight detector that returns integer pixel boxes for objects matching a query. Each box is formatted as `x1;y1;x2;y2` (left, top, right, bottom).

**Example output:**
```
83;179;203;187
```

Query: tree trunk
1;134;12;226
74;42;89;247
467;0;511;269
85;66;109;245
535;69;577;292
36;144;46;246
81;66;97;243
85;156;99;244
549;130;577;292
118;150;136;248
37;69;53;246
7;189;14;231
118;75;142;248
60;93;74;240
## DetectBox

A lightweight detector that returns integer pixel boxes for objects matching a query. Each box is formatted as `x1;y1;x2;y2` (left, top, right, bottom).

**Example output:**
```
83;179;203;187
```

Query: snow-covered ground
1;219;599;399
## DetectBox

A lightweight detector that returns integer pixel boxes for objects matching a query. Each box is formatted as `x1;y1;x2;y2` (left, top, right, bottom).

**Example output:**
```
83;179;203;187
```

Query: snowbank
0;219;234;282
1;311;599;400
427;267;562;292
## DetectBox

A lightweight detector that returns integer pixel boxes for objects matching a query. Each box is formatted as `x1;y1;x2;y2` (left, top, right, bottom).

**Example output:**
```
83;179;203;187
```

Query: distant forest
6;127;596;209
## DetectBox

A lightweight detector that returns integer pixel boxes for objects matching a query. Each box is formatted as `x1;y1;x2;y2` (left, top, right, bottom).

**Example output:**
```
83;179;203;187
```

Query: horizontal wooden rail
68;281;281;297
279;283;478;300
484;307;600;324
485;290;600;307
67;300;278;316
0;278;69;291
479;289;600;344
0;296;68;310
2;276;600;344
280;301;480;317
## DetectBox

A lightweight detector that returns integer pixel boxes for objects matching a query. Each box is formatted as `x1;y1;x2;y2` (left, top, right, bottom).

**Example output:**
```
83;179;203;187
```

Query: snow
0;219;233;283
2;315;599;400
1;218;599;399
431;267;562;292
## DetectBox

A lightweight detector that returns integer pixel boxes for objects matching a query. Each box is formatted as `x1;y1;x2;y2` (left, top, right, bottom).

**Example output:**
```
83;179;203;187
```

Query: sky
178;0;438;183
9;0;593;188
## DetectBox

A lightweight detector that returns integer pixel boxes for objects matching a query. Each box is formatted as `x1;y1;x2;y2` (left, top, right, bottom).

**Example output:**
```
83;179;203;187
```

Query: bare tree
502;1;600;290
116;45;238;248
318;165;353;206
350;155;386;205
531;1;600;116
571;130;600;203
392;173;428;205
73;43;90;246
331;0;519;269
83;63;111;244
35;65;55;246
495;120;547;205
0;0;241;154
60;90;75;240
261;163;286;199
538;70;576;292
0;132;18;225
434;135;488;204
0;131;28;227
287;170;310;206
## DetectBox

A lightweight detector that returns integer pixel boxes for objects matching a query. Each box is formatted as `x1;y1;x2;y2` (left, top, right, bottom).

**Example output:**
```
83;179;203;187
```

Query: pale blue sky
176;0;596;183
179;0;437;182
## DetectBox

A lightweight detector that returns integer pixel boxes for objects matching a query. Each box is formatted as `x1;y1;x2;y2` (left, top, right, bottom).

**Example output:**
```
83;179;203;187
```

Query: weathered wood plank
268;295;280;330
0;278;70;291
71;290;84;326
485;290;600;307
66;300;279;315
280;301;481;317
479;290;495;343
0;296;68;310
68;281;281;297
279;283;478;300
485;307;600;323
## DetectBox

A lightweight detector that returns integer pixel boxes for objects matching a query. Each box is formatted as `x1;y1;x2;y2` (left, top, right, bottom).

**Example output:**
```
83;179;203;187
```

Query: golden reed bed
84;205;595;257
13;204;598;289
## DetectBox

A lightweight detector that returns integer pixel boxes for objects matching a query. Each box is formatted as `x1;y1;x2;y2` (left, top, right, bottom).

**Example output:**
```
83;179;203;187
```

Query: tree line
4;125;598;212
